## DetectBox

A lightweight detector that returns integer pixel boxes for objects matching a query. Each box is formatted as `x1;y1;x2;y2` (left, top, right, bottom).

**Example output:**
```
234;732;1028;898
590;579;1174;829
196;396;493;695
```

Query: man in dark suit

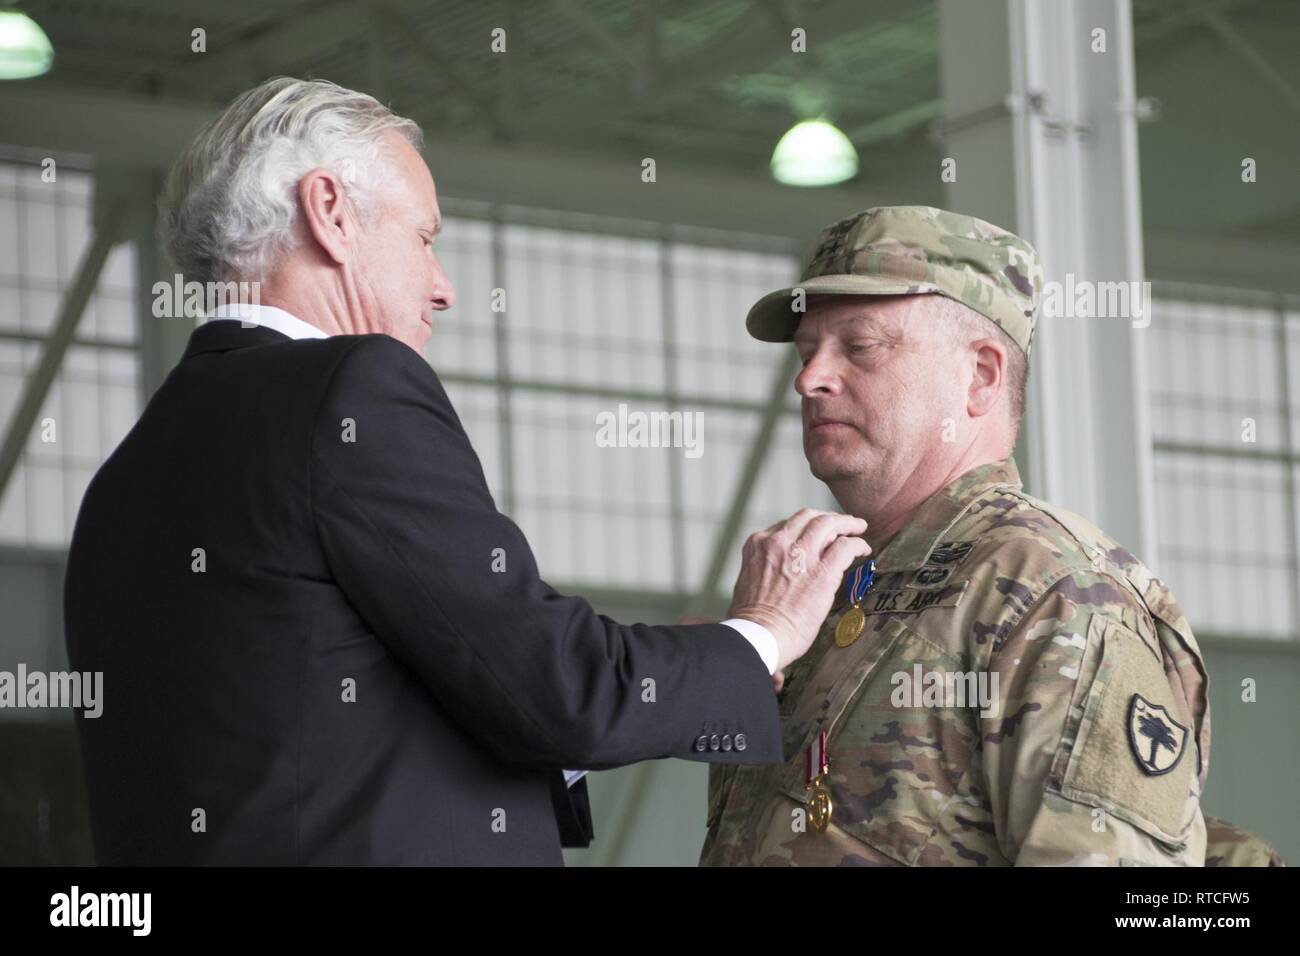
64;77;869;865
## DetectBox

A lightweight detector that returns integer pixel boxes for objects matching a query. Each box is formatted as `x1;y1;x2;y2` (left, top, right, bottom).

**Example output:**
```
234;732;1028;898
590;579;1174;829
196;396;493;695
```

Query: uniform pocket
778;617;979;865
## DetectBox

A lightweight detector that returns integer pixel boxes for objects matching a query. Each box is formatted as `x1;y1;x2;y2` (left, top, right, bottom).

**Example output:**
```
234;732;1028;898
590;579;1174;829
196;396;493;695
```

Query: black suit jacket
64;321;781;865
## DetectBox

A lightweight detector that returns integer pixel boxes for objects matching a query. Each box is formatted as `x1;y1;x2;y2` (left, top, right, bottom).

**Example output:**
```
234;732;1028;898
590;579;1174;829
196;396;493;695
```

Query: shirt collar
872;458;1023;572
204;303;329;340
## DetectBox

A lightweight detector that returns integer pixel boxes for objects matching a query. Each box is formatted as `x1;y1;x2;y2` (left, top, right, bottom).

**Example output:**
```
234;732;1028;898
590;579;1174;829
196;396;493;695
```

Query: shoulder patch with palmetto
1056;620;1198;843
1127;694;1188;775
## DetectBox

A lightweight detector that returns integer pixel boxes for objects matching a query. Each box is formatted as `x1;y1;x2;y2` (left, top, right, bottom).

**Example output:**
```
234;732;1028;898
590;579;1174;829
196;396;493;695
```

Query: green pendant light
0;8;53;80
770;118;858;187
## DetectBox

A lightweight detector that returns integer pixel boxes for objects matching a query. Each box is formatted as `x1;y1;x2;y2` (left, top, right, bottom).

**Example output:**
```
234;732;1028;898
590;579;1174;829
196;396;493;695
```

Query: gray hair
941;296;1028;431
159;77;422;285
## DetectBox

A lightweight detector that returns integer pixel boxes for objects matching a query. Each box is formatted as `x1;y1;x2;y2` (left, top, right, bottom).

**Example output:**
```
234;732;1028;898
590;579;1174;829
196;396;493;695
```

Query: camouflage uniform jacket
700;458;1211;866
1204;816;1286;867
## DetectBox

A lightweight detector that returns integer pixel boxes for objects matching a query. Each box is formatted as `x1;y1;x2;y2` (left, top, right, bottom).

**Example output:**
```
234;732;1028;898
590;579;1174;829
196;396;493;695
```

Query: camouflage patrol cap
746;205;1044;354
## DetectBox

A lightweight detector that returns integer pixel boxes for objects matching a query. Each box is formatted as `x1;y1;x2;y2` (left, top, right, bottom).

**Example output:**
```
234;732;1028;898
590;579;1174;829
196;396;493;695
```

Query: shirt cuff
720;618;778;675
563;769;588;788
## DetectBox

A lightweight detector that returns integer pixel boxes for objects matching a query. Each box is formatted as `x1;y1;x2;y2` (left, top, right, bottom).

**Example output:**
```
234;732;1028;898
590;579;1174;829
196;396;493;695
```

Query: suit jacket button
721;734;733;751
734;733;747;752
694;735;708;753
708;734;721;751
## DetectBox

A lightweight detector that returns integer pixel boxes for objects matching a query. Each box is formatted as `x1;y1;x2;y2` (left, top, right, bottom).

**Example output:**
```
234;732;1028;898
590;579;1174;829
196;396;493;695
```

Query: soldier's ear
967;338;1006;419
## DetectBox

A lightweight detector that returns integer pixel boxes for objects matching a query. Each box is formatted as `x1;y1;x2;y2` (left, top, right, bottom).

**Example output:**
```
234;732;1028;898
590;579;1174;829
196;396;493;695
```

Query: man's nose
431;260;456;311
432;282;456;311
795;352;837;397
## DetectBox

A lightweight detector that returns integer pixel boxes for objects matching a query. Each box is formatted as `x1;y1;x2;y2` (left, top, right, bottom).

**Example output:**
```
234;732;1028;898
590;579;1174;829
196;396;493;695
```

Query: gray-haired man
65;77;869;864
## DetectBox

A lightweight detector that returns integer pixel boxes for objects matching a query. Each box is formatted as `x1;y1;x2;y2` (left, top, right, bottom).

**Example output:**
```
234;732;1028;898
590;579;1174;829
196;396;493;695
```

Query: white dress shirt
203;305;780;785
207;302;329;339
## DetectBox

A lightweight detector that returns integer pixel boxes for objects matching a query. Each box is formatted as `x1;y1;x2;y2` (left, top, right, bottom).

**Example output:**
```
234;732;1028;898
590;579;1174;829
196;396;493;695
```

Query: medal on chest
834;558;875;648
806;729;833;833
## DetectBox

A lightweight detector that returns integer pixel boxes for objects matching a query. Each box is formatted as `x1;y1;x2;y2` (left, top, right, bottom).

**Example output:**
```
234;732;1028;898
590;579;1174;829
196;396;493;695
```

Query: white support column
937;0;1157;562
101;167;196;403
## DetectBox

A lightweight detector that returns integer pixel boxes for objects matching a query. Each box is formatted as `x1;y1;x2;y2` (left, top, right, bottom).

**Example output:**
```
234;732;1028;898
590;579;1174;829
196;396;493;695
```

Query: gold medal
834;606;865;647
806;729;833;833
833;559;875;648
808;777;833;833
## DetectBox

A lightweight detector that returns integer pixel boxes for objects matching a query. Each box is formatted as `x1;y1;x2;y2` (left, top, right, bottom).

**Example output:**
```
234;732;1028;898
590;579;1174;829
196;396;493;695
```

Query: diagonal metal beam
687;347;801;614
374;1;503;132
0;201;126;500
517;0;929;137
1134;0;1258;44
550;0;647;88
591;763;657;866
105;0;366;97
847;97;944;147
1197;4;1300;117
178;0;366;92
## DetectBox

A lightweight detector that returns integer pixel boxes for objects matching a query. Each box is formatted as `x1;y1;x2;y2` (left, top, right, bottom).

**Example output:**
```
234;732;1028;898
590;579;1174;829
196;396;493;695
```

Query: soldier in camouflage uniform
1204;817;1286;867
700;206;1216;866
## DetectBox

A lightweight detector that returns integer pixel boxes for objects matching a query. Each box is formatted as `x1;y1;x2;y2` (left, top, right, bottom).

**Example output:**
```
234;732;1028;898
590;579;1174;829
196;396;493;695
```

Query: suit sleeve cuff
720;618;778;675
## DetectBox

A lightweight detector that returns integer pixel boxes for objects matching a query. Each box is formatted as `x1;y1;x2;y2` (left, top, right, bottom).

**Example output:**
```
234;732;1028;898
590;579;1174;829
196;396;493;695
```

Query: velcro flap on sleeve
1058;619;1197;845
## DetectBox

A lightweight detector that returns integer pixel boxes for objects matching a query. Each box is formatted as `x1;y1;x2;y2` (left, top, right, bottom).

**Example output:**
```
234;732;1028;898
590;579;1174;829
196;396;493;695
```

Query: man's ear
297;168;356;267
968;337;1006;419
